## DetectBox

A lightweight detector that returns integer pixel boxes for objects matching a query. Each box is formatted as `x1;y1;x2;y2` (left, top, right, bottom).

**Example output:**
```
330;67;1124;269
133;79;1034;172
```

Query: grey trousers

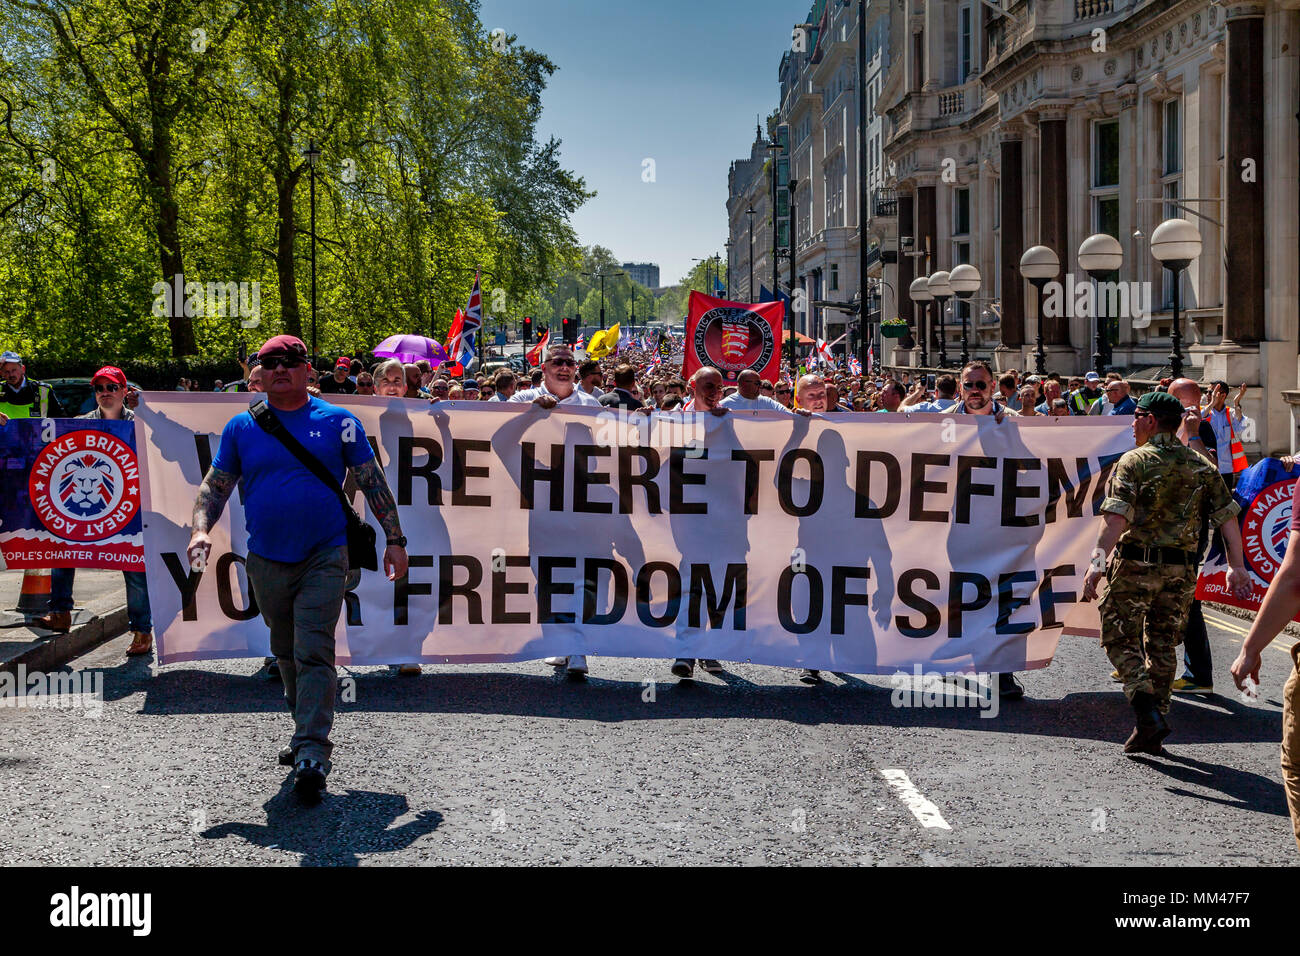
246;545;348;767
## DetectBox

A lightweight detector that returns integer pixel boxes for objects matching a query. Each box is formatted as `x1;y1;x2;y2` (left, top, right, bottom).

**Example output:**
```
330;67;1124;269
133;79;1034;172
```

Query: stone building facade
877;0;1300;454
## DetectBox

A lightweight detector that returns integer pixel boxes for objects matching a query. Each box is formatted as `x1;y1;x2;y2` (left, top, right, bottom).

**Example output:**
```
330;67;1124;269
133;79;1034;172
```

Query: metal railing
872;187;898;218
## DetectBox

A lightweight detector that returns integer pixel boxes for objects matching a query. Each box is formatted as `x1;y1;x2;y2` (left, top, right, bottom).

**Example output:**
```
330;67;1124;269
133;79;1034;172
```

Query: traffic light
522;316;533;345
562;314;576;344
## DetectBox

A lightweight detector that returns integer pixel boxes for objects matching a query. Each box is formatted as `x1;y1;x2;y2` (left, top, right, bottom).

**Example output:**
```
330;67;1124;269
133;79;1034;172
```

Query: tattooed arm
350;458;408;580
187;467;239;571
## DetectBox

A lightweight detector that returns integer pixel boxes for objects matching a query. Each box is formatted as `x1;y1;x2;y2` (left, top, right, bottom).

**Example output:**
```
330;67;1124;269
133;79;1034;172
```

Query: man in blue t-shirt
187;334;408;804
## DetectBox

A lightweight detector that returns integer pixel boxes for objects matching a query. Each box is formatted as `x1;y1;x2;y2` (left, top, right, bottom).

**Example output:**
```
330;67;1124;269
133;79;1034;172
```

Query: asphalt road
0;606;1295;866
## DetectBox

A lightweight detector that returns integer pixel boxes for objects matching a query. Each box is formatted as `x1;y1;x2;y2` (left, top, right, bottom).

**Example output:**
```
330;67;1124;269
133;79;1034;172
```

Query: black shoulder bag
249;402;379;570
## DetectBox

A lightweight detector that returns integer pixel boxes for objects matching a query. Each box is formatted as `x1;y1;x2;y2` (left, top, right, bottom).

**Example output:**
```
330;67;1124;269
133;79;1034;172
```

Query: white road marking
880;769;951;830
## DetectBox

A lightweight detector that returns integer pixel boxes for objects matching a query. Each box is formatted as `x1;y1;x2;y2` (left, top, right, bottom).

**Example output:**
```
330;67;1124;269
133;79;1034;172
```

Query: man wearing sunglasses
509;342;602;677
36;366;153;656
1083;390;1250;755
186;334;409;804
950;362;1023;700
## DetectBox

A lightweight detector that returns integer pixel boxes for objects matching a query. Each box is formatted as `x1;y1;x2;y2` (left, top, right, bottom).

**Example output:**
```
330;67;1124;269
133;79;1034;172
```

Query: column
1224;5;1265;344
1038;113;1070;345
999;134;1025;349
899;192;915;330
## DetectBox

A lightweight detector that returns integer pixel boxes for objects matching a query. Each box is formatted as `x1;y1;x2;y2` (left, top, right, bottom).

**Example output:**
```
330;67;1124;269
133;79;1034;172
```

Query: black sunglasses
961;380;990;391
93;383;121;393
548;358;577;367
261;356;305;370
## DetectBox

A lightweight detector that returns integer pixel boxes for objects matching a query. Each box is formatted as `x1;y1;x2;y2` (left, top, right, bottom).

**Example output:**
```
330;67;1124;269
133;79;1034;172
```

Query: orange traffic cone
13;567;52;617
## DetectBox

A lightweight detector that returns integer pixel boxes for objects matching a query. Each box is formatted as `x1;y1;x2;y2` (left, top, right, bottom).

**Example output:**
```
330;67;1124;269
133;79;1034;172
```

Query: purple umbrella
372;334;448;366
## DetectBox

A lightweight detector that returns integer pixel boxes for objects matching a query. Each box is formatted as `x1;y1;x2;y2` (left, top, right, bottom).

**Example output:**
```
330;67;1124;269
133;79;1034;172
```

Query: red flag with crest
683;291;784;385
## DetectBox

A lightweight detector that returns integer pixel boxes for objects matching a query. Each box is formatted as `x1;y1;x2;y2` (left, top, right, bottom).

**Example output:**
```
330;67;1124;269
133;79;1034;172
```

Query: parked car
46;377;144;417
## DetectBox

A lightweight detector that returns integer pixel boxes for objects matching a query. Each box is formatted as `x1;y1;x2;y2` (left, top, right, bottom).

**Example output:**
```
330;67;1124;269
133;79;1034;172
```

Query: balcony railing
938;89;964;117
1075;0;1113;19
872;187;898;218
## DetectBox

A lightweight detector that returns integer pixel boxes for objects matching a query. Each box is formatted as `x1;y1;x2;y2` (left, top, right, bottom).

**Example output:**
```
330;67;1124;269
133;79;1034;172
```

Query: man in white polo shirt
719;368;793;412
509;343;602;677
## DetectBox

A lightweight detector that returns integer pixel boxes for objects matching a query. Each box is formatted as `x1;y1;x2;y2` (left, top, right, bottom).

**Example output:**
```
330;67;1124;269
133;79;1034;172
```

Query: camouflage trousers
1099;558;1197;715
1283;643;1300;854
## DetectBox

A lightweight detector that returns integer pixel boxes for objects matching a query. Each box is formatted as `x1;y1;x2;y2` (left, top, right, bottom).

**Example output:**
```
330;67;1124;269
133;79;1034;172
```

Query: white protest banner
137;395;1129;671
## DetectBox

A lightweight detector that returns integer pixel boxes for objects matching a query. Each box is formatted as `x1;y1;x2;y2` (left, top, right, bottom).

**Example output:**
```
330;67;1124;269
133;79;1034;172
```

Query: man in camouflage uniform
1083;391;1251;754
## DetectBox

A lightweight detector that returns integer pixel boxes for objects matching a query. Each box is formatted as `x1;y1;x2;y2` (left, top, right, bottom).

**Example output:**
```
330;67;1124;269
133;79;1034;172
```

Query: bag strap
249;402;355;516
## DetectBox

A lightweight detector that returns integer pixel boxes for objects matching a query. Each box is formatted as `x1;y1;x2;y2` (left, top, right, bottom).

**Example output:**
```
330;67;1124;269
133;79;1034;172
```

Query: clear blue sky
477;0;805;286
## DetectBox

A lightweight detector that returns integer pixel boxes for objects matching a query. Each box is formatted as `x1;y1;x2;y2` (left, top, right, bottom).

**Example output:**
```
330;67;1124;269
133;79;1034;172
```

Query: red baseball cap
256;335;308;360
335;356;352;368
91;366;127;387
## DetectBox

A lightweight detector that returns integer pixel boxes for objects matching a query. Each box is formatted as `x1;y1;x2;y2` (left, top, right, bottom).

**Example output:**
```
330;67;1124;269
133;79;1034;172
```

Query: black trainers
997;672;1025;700
799;669;822;684
671;658;694;678
265;657;281;682
278;746;295;767
699;659;724;674
293;759;327;804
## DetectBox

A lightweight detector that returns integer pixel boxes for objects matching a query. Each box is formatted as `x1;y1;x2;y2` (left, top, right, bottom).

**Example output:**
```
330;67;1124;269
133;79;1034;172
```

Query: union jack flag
448;271;482;365
848;357;862;376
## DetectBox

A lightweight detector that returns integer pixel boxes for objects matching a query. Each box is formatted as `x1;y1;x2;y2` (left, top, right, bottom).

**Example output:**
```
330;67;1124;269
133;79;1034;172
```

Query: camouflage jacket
1100;432;1239;550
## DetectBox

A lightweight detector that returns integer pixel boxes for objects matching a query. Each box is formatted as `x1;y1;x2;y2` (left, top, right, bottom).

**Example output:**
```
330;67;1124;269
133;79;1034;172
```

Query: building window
1163;99;1182;176
830;263;839;291
1093;120;1119;189
959;5;973;83
953;240;972;329
1095;196;1119;240
1091;119;1121;242
954;188;971;237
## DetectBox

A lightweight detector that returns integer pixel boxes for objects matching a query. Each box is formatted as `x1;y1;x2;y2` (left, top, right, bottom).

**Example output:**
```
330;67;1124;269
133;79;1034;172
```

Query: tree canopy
0;0;591;360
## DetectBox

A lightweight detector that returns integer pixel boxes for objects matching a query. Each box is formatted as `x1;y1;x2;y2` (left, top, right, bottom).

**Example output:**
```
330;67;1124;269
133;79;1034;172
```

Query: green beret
1136;390;1184;417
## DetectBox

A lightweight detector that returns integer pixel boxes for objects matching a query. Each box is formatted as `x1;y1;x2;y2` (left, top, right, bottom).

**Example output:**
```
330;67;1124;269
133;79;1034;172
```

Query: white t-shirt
509;385;603;407
719;392;793;413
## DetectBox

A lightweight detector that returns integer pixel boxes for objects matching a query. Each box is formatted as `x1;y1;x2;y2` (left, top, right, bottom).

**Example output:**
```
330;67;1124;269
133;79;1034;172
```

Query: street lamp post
788;178;799;367
1078;233;1124;375
949;264;981;368
1019;245;1060;376
928;270;952;369
303;140;321;363
1150;218;1202;380
855;0;869;382
723;242;732;299
746;207;756;302
582;270;624;329
909;275;933;369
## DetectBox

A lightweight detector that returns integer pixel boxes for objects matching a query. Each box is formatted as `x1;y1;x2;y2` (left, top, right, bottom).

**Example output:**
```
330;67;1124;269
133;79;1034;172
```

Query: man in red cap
318;356;356;395
36;367;154;655
186;334;409;804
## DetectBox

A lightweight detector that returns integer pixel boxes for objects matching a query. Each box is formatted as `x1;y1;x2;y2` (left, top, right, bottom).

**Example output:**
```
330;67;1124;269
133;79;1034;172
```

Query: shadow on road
200;775;443;866
1128;750;1291;817
93;657;1287;749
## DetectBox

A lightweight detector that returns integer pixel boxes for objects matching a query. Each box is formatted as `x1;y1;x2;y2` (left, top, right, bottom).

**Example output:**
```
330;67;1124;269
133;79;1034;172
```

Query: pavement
0;569;128;674
0;594;1296;867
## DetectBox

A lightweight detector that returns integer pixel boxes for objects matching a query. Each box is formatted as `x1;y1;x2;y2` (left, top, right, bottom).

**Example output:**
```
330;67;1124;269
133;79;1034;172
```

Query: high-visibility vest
1204;407;1248;473
0;381;54;419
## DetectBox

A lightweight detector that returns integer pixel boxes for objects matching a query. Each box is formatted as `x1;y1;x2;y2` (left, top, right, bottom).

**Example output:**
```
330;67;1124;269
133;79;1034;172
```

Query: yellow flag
588;323;620;359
